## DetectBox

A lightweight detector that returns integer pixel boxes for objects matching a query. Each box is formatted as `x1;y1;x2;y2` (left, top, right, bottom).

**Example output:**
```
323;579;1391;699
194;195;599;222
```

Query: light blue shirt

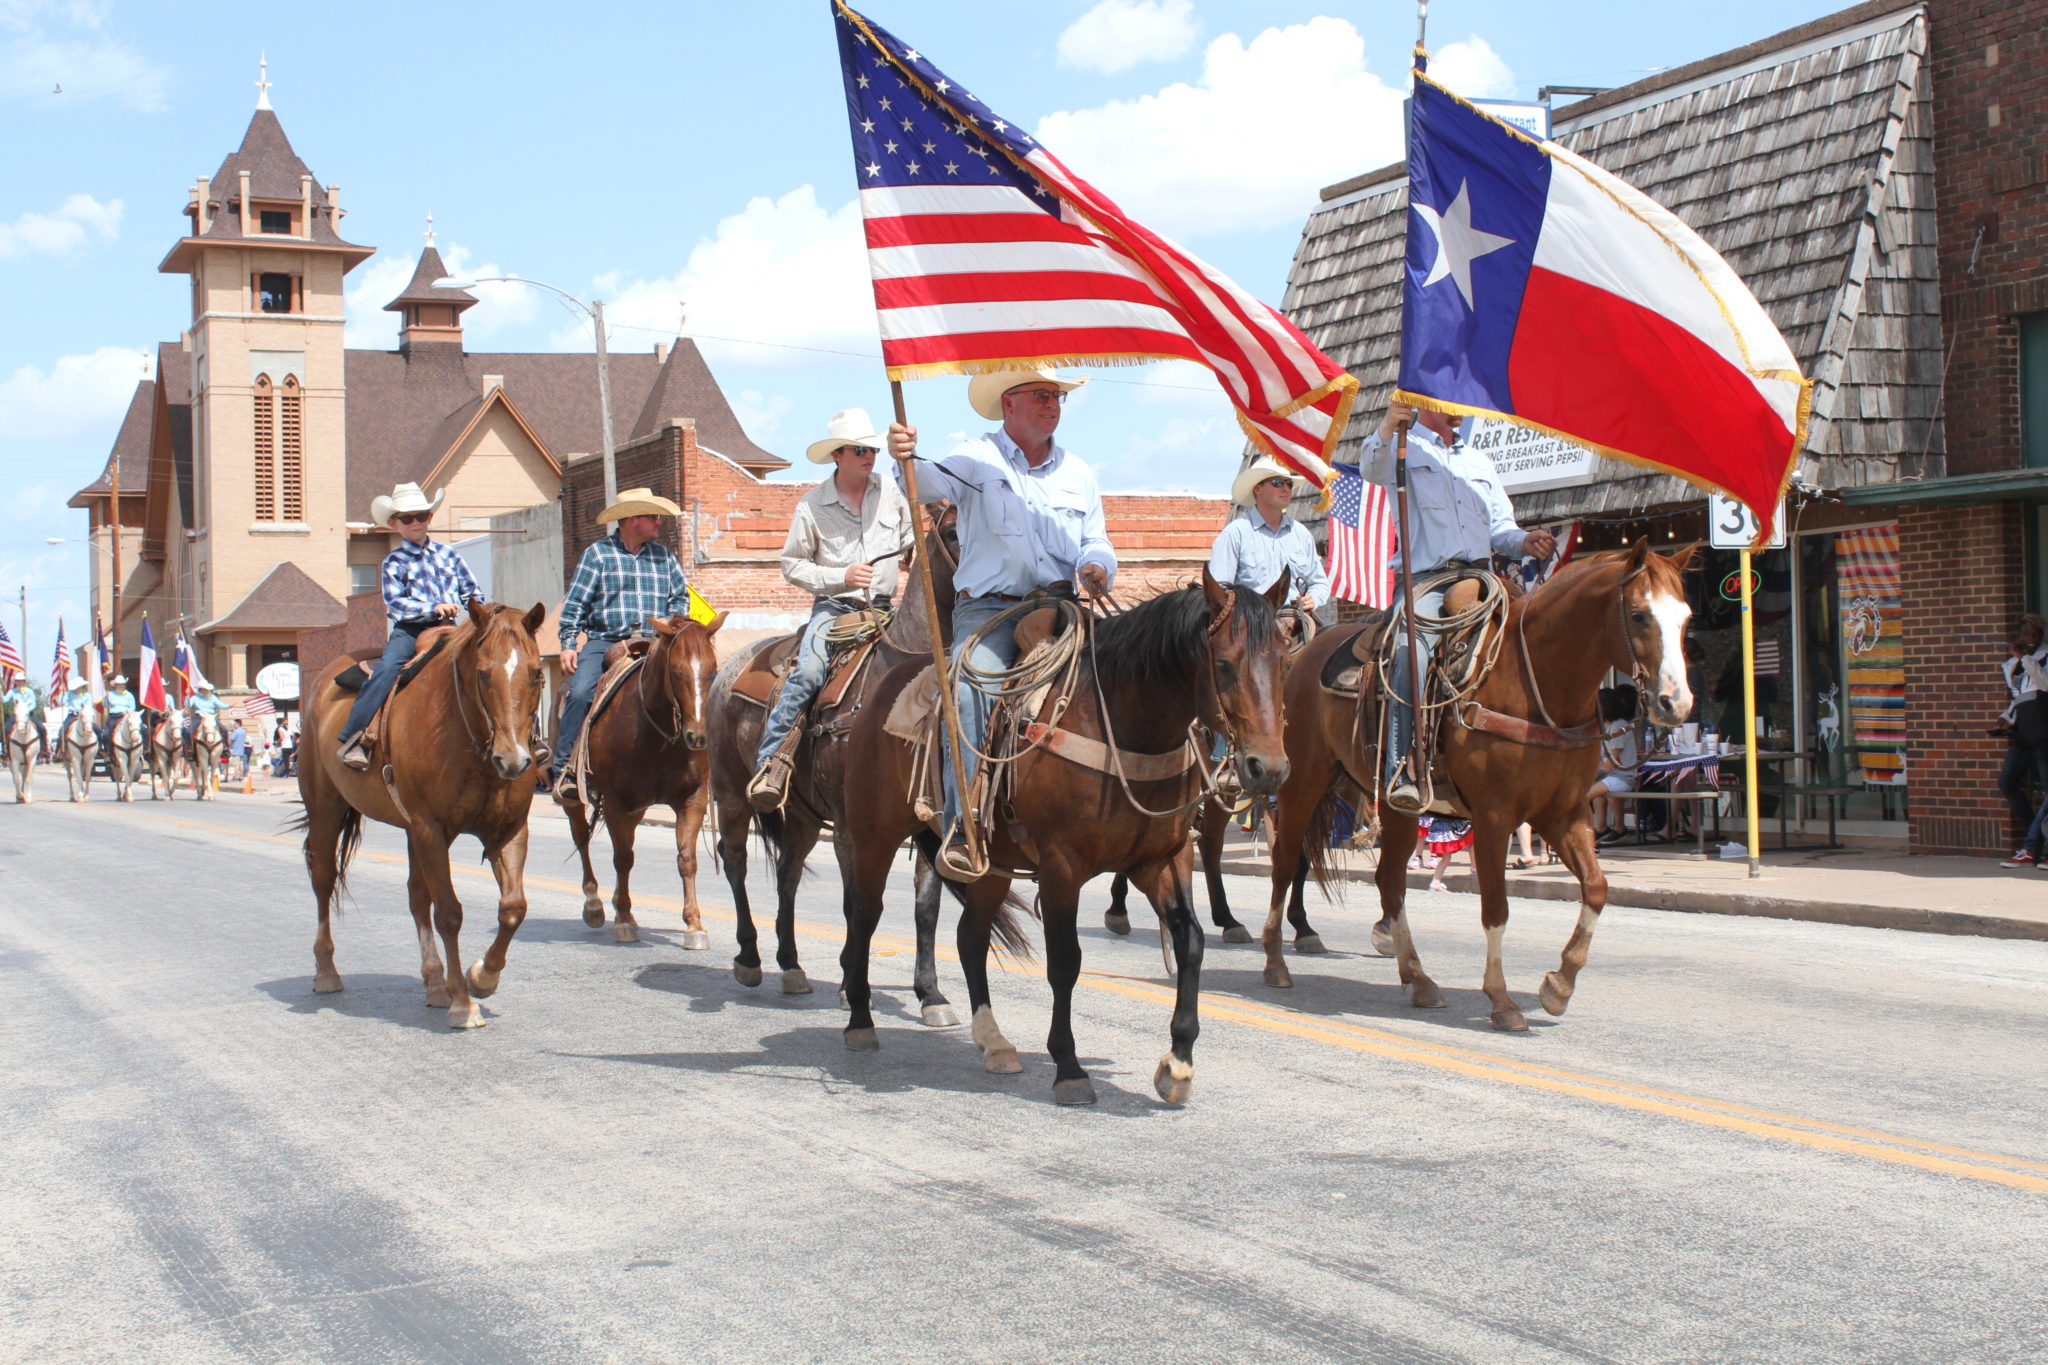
187;692;222;717
60;686;93;714
1208;510;1331;607
4;685;36;718
1361;425;1529;572
901;430;1117;598
105;689;138;715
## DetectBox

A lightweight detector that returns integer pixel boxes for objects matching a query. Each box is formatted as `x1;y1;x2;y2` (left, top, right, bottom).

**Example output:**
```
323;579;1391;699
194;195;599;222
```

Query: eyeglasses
1259;477;1292;489
1009;388;1068;405
391;512;432;525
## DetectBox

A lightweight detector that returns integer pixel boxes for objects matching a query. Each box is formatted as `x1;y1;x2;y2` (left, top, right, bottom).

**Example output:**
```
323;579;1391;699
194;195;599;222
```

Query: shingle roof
200;561;345;634
69;377;154;506
1285;1;1938;521
383;244;476;313
190;109;366;252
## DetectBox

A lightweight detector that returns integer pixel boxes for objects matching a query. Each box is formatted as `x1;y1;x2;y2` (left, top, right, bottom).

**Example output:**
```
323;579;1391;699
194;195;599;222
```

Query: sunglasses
392;512;432;525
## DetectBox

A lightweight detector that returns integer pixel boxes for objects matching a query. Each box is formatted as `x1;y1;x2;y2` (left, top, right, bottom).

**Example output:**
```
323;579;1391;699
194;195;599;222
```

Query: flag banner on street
171;628;212;703
1324;463;1396;609
138;617;167;711
685;584;719;626
95;613;111;676
1395;71;1809;544
0;619;23;683
243;692;276;717
87;612;107;701
1521;520;1579;590
49;619;68;697
832;1;1356;487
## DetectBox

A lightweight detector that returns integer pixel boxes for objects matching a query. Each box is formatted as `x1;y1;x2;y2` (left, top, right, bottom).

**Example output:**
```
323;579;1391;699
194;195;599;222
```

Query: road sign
1707;494;1786;550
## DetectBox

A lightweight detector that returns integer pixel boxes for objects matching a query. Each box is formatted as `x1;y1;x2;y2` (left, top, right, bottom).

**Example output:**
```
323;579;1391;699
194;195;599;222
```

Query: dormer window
259;209;292;234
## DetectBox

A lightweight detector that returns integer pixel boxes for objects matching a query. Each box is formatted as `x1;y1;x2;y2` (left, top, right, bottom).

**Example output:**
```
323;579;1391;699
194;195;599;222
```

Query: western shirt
558;533;690;647
1361;426;1529;572
3;686;36;719
188;692;222;717
901;430;1116;598
781;472;915;602
381;537;484;627
1208;510;1330;606
105;690;138;715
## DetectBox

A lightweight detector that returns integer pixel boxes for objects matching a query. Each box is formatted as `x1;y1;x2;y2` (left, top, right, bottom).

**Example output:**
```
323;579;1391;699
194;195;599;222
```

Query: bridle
1514;558;1653;737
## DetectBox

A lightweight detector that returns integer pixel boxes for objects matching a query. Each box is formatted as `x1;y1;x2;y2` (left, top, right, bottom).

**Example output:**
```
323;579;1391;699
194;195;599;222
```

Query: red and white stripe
1326;481;1397;610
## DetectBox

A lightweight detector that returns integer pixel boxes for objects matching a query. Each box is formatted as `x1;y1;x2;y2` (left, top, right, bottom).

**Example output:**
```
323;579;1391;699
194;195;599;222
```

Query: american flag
0;619;23;683
833;2;1355;487
242;692;276;717
1324;463;1397;609
49;619;68;697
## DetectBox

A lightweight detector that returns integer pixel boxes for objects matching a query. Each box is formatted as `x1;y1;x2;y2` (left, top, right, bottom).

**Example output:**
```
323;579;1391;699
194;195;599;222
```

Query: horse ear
1263;575;1290;611
1626;536;1652;567
1667;540;1703;574
650;616;679;638
704;611;727;635
1202;565;1230;614
467;600;490;630
523;602;546;635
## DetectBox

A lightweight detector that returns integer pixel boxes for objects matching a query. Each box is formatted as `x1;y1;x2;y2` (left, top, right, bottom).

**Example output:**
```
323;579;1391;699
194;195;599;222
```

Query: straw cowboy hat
370;482;444;528
1231;456;1313;507
966;367;1087;422
597;487;684;523
110;674;129;686
195;680;216;692
805;408;885;465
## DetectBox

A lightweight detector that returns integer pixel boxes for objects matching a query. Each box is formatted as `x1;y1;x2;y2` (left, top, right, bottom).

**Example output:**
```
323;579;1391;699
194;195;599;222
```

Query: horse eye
1631;611;1649;625
1214;660;1238;689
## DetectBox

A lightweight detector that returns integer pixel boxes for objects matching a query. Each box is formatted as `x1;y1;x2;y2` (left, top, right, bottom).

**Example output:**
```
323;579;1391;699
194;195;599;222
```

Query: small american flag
0;619;23;682
243;693;276;717
833;1;1356;486
1325;463;1397;609
49;619;68;697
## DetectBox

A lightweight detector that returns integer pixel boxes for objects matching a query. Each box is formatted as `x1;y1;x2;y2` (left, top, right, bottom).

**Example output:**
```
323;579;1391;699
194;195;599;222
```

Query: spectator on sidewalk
227;722;249;779
1590;685;1642;848
1997;614;2048;868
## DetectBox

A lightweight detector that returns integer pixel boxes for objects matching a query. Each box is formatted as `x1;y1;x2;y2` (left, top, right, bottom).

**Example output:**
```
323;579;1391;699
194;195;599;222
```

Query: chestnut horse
1260;541;1696;1030
564;613;724;945
706;507;960;1015
839;572;1294;1106
296;602;547;1029
6;712;35;803
149;712;185;799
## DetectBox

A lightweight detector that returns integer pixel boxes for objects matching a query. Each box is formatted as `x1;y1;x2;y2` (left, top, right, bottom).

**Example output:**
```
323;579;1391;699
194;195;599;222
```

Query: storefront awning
1835;468;2048;508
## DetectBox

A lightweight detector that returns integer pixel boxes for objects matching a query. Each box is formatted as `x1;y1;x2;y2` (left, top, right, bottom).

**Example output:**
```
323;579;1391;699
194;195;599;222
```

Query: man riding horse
1209;456;1329;618
747;406;914;812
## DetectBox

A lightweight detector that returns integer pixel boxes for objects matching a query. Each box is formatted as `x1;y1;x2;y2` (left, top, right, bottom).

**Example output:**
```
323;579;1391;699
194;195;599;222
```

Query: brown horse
296;602;548;1029
563;613;724;945
839;572;1294;1106
706;507;960;1015
1102;800;1324;949
1261;541;1697;1030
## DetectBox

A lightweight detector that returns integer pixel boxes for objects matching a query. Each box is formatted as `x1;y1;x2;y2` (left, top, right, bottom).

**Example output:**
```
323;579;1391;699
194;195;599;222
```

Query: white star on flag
1412;179;1514;308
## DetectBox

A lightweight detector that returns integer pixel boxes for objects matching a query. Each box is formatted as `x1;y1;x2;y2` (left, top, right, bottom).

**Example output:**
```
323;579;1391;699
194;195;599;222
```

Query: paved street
4;791;2046;1364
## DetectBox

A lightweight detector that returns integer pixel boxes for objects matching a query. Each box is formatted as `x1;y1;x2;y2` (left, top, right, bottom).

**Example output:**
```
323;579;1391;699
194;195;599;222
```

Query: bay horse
564;613;724;945
105;710;149;802
1260;540;1696;1030
188;712;225;800
839;572;1293;1106
57;711;97;803
6;712;35;803
706;506;960;1017
149;712;185;798
296;602;547;1029
1102;801;1323;950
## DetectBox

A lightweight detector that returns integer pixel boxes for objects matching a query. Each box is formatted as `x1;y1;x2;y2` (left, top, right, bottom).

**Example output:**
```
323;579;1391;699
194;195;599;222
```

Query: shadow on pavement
253;973;483;1033
1181;963;1561;1037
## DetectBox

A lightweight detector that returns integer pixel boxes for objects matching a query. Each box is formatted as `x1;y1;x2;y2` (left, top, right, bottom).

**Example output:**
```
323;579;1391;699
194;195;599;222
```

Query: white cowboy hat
195;680;215;691
370;482;444;528
1231;456;1314;507
110;674;129;686
966;367;1087;422
805;408;885;465
66;672;85;689
597;487;684;523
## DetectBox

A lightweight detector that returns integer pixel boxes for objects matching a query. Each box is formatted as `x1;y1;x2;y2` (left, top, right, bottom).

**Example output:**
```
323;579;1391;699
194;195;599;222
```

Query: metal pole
1395;420;1425;793
18;587;26;692
892;380;980;868
1740;547;1763;878
110;449;121;673
593;298;618;510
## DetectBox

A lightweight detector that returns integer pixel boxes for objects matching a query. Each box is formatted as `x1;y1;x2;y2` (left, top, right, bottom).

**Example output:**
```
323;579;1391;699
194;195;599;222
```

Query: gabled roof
383;244;476;314
199;561;345;634
629;338;788;473
69;377;154;507
161;108;370;270
1285;0;1938;520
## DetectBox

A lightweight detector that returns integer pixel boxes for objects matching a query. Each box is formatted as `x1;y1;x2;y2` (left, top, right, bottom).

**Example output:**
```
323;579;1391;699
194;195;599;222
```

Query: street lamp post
434;275;617;507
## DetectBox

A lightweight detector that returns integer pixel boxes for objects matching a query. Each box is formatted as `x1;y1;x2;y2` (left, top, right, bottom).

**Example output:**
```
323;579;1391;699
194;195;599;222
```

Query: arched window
252;374;276;522
279;375;303;522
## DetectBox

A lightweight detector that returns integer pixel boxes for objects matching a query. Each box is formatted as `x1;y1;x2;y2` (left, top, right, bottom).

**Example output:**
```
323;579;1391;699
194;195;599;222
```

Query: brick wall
298;589;391;672
1900;503;2027;854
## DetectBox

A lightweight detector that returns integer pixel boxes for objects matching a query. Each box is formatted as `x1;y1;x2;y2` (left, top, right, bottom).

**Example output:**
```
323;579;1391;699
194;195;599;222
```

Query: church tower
158;61;372;684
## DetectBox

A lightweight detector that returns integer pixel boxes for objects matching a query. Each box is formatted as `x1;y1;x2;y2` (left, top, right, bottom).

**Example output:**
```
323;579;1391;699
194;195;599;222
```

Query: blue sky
1;0;1846;663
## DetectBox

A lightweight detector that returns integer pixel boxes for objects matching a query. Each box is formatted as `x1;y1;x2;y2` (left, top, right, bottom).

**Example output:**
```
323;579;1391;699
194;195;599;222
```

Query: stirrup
337;736;372;772
746;755;792;813
936;831;980;882
552;767;582;805
1384;774;1427;816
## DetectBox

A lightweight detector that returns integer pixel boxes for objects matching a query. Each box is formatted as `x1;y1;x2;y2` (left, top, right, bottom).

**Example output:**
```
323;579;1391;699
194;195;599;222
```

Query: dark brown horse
839;572;1294;1106
706;507;959;1016
296;602;548;1029
563;613;724;945
1102;800;1323;949
1261;541;1697;1030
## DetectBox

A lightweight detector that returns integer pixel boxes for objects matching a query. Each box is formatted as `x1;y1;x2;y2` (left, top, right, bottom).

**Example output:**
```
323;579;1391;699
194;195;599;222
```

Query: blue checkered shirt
382;538;484;626
558;533;688;647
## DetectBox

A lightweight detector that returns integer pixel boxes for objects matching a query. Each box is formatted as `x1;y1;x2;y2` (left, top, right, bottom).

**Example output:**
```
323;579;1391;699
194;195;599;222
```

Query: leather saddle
332;625;457;694
1319;575;1493;696
731;630;883;717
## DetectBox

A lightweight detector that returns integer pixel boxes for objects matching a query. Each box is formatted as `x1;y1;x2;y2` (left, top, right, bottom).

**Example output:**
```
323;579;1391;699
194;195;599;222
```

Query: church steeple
383;219;477;352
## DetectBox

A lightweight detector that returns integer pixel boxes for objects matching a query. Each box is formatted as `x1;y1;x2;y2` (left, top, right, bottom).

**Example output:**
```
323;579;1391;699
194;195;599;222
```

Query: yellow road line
75;801;2048;1193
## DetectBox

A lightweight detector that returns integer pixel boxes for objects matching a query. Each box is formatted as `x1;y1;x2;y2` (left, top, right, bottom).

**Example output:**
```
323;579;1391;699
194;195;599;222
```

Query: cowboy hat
597;487;684;523
966;367;1087;422
195;680;216;691
1231;456;1313;507
370;482;444;528
805;408;885;465
110;674;129;686
66;672;85;689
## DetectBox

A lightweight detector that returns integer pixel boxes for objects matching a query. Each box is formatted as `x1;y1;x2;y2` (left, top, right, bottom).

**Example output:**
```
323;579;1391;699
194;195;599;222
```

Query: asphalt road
3;790;2046;1364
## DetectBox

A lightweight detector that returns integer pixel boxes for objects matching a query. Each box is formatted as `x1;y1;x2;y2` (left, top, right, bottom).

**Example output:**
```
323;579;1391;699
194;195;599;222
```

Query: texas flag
1395;73;1809;544
138;617;167;711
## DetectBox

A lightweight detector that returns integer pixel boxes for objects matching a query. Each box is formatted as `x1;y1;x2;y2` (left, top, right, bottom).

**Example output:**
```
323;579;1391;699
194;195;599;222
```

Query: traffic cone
242;767;255;795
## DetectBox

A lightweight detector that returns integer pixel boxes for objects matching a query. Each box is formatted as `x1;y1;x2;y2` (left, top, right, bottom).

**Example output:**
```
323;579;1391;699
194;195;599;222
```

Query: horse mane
1092;582;1278;693
1523;543;1688;608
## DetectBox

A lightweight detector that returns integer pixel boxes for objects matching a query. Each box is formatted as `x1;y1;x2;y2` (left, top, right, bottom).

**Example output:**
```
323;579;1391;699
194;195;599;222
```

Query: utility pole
17;588;26;692
592;297;618;509
110;451;121;673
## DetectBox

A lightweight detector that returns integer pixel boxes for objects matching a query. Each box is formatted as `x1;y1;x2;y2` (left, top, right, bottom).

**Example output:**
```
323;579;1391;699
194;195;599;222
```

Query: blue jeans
1384;583;1446;785
943;596;1021;832
756;600;860;767
340;620;431;744
552;635;622;771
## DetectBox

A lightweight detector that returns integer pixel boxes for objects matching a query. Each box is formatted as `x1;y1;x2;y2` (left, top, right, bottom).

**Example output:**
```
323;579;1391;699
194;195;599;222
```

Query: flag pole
891;379;981;870
1395;419;1425;797
1739;548;1762;878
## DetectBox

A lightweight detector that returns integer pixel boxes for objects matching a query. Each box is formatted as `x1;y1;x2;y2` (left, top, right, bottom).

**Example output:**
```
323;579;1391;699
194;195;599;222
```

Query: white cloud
0;346;149;442
1036;18;1515;238
1115;412;1237;491
0;192;121;259
1432;35;1518;100
729;389;796;445
341;242;539;350
1057;0;1200;75
0;3;168;111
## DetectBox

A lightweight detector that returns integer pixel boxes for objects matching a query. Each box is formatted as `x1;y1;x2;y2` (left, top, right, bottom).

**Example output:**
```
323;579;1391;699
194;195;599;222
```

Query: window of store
2023;311;2048;468
1797;523;1906;824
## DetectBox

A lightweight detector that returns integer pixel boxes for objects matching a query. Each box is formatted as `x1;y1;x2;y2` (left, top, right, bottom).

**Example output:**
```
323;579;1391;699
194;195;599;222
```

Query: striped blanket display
1836;525;1904;786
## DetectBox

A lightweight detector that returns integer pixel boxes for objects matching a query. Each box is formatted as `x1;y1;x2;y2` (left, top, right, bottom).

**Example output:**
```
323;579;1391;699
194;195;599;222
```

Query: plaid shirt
558;533;688;647
382;538;484;625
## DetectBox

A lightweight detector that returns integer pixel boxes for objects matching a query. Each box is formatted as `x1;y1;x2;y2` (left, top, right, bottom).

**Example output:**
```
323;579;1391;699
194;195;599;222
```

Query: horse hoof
920;1003;961;1028
1410;979;1446;1010
1492;1004;1528;1032
984;1047;1023;1075
1369;924;1397;957
1104;911;1131;936
1052;1077;1098;1107
844;1026;880;1052
1220;925;1252;944
680;929;711;952
447;1001;486;1029
1293;933;1328;955
1262;965;1294;989
1153;1055;1193;1105
465;960;501;999
782;969;813;996
312;972;343;994
581;903;606;928
1539;972;1573;1016
426;988;452;1008
733;962;764;988
614;923;639;944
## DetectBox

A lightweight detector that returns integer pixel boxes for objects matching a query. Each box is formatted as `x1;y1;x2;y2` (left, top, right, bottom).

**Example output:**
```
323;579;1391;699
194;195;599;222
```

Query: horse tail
988;885;1036;961
283;801;364;898
1299;787;1346;896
